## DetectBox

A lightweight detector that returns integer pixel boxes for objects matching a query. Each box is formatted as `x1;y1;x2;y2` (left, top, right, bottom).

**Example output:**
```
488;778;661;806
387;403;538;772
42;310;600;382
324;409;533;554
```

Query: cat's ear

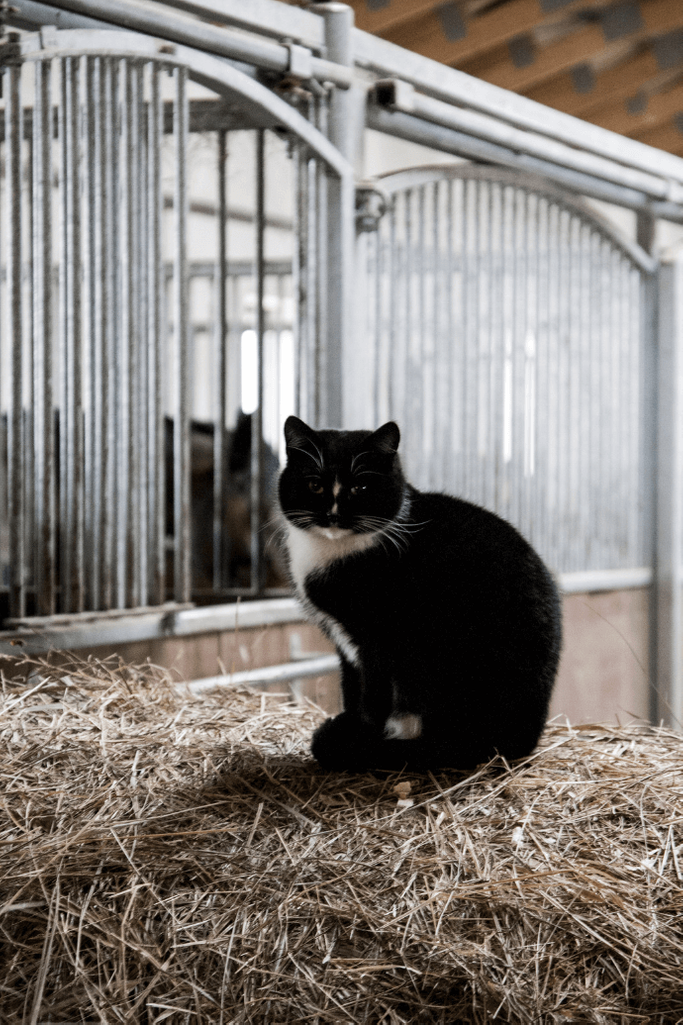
284;415;318;451
371;421;400;454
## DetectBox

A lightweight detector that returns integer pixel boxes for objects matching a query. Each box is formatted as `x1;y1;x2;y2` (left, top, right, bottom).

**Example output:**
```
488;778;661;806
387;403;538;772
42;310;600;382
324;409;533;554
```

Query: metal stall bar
213;128;228;593
147;60;164;606
173;64;190;604
304;138;318;426
129;60;145;606
654;253;683;728
59;56;85;614
101;56;116;609
292;135;305;423
84;55;99;609
250;128;265;595
116;57;132;608
315;2;354;429
32;56;55;616
315;94;329;432
118;57;146;608
6;62;25;619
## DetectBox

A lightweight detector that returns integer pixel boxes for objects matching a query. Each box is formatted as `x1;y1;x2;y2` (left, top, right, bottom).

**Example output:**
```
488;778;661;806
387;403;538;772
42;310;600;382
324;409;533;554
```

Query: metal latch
287;42;313;81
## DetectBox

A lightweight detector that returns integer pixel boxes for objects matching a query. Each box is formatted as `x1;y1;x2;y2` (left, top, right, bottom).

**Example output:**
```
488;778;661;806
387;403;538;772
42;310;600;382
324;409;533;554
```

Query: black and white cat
278;415;562;772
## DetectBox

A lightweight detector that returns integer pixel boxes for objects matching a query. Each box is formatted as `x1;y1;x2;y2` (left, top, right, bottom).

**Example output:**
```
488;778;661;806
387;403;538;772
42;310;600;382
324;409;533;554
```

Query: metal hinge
355;181;391;233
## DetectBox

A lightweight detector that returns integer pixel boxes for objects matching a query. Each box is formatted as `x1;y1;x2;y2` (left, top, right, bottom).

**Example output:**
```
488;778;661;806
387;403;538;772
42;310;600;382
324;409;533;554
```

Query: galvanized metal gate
353;165;657;582
0;27;353;623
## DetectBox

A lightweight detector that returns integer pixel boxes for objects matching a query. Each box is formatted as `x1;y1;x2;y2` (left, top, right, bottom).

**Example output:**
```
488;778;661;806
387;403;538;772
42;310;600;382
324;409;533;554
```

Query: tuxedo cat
279;416;562;772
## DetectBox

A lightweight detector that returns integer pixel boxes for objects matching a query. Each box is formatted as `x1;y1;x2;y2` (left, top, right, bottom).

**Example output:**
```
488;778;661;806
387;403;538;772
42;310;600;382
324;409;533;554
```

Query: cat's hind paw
385;713;423;740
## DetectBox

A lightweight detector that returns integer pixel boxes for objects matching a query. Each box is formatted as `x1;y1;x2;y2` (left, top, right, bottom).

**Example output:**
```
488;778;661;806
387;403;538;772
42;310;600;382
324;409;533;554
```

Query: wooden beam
346;0;441;36
379;0;589;67
585;80;683;138
633;118;683;154
524;47;661;118
458;0;683;95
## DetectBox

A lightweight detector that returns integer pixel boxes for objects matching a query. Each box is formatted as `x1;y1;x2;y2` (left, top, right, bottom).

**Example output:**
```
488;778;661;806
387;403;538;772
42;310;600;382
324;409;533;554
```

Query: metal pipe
380;85;683;207
315;101;329;429
101;56;116;609
173;64;190;603
250;128;265;594
6;63;25;619
292;139;304;421
24;0;352;86
12;0;111;31
0;568;654;657
84;55;97;609
213;129;228;593
117;57;132;606
312;4;355;429
179;654;341;695
127;60;143;606
354;29;683;192
58;56;69;613
157;0;324;52
148;61;164;606
32;56;55;616
652;252;683;726
366;106;683;223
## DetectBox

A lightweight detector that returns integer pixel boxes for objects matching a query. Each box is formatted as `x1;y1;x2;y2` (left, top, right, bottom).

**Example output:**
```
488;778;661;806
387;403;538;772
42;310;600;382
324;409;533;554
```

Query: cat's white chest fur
285;522;378;667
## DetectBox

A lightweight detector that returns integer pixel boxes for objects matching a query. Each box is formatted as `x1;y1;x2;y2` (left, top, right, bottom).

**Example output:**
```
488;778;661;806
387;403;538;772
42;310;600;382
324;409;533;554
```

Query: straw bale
1;654;683;1023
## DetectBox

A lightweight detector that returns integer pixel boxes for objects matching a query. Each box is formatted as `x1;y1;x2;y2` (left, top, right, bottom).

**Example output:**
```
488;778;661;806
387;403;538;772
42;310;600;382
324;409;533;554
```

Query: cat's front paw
385;713;423;740
311;712;376;771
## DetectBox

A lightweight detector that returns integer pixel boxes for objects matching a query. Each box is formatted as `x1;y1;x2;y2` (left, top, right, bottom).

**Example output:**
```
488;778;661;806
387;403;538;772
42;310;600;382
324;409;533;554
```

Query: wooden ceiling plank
458;0;683;94
380;0;589;66
587;81;683;137
524;49;660;117
346;0;441;36
459;22;606;91
633;119;683;153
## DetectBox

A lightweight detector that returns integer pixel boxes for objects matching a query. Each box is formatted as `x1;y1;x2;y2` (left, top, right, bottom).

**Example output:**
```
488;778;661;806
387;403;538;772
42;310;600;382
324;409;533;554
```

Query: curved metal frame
16;28;353;181
376;163;657;276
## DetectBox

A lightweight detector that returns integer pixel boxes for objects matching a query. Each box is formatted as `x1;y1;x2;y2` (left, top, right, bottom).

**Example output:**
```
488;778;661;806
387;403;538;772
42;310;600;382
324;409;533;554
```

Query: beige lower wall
550;588;650;725
44;588;651;727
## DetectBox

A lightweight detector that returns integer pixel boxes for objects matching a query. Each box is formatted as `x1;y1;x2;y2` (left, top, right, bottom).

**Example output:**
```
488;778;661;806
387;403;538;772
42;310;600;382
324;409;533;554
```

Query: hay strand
1;654;683;1022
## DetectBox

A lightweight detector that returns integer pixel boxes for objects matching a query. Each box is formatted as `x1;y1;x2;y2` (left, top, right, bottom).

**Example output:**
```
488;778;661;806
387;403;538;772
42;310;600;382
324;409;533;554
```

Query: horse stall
2;0;683;1019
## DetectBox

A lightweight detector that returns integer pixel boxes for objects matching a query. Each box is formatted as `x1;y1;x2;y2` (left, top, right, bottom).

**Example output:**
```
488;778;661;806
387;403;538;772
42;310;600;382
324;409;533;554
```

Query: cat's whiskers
286;509;316;530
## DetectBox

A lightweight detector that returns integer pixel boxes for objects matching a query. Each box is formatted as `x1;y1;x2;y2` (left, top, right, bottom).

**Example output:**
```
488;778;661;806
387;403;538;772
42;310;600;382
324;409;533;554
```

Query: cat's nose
327;512;340;525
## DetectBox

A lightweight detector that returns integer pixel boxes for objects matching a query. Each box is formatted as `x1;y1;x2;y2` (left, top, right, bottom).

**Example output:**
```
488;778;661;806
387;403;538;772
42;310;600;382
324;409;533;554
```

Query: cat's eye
308;479;324;495
350;484;367;496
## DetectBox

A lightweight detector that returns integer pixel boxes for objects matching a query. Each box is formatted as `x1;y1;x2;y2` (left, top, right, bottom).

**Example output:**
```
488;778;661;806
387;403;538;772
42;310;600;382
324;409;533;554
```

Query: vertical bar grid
363;168;651;578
